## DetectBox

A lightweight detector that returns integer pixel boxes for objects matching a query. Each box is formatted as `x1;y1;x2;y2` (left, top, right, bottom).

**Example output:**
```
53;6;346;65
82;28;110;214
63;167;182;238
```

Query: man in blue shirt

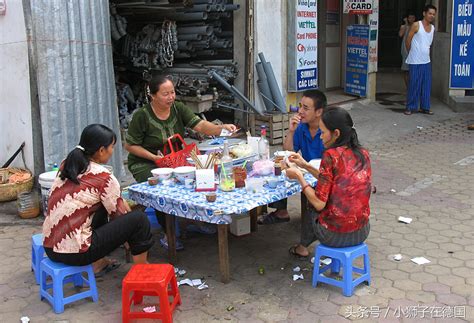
258;90;326;232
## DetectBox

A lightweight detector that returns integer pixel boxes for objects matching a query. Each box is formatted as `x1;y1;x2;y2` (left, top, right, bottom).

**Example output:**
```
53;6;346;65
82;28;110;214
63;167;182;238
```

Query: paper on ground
393;254;402;261
197;283;208;290
293;274;304;281
293;266;301;272
143;306;156;313
178;278;203;287
411;257;430;265
320;258;332;265
398;216;412;224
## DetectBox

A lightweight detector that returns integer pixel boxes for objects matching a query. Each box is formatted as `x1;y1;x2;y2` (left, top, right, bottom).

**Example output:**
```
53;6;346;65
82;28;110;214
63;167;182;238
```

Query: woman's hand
288;153;308;169
285;167;304;181
222;124;237;133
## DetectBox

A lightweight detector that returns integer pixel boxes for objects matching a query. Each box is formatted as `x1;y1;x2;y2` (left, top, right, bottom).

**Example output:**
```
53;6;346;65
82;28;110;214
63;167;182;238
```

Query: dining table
128;173;317;283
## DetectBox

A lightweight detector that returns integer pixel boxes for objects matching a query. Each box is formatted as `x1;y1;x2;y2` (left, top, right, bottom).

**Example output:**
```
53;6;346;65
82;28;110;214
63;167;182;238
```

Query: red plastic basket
154;134;200;168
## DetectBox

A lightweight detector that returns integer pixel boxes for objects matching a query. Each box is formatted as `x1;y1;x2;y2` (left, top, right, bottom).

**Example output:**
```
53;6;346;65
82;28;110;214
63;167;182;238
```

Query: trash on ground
178;278;203;287
197;283;209;290
258;266;265;275
393;123;397;126
398;216;412;224
320;258;332;266
411;257;431;265
293;274;304;281
226;305;234;311
20;317;30;323
390;189;397;193
393;254;402;261
178;269;186;276
310;257;315;264
293;266;301;272
143;306;156;313
417;126;423;130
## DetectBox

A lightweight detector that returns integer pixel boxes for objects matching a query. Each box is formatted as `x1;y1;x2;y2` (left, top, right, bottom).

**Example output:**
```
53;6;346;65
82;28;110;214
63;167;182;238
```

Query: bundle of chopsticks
189;149;218;170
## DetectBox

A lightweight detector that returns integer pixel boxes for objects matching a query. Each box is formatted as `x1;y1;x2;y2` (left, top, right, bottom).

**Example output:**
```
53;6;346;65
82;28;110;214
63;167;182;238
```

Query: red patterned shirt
43;162;125;253
315;147;371;233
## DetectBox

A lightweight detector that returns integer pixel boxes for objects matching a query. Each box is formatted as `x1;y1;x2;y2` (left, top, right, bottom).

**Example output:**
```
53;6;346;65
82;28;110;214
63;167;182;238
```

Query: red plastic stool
122;264;181;323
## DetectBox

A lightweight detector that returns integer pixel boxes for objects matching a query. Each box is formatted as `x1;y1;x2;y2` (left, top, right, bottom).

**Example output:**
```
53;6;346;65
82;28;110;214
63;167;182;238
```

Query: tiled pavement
0;103;473;322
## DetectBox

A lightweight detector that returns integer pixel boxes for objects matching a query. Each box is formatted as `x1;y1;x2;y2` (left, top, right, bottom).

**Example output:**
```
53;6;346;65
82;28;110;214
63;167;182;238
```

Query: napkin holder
195;169;216;192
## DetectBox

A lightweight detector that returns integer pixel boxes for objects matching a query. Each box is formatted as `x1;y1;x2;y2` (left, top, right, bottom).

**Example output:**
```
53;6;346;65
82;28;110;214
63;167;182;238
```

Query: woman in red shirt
286;107;371;249
43;124;154;275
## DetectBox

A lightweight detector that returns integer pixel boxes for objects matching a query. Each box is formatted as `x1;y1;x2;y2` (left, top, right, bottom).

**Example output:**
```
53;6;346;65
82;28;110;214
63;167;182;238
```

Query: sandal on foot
403;110;412;115
257;211;290;225
288;245;309;260
160;237;184;251
419;109;434;115
95;262;121;278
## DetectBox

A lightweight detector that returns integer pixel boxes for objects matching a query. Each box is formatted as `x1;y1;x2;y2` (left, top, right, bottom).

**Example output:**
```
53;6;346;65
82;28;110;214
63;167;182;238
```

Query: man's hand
289;114;301;133
222;124;237;133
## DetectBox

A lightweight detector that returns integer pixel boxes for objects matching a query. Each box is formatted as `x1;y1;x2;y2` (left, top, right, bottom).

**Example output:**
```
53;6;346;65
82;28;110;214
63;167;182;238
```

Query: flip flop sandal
419;110;434;115
468;124;474;131
288;245;309;260
257;211;290;225
160;237;184;251
95;262;121;278
403;110;412;115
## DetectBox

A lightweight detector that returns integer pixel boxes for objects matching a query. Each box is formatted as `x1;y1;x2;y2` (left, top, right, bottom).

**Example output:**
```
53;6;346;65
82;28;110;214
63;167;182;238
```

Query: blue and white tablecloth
128;174;317;224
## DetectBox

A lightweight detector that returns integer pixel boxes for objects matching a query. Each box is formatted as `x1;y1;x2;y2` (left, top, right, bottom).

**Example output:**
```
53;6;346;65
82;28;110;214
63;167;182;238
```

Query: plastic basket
155;134;200;168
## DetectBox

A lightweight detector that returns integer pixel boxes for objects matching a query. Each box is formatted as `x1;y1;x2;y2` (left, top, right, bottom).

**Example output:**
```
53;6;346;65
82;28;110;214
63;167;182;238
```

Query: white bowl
274;150;293;158
173;166;196;183
151;168;173;181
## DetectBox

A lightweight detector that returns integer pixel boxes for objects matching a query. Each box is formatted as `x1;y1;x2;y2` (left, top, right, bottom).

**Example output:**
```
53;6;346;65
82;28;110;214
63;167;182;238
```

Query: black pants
45;209;154;266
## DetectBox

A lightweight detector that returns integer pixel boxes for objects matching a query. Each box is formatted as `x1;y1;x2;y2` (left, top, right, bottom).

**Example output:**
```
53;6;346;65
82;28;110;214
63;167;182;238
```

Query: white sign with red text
343;0;373;15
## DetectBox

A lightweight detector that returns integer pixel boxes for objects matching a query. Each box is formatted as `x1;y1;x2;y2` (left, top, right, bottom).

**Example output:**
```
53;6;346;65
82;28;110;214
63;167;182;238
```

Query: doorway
378;0;428;68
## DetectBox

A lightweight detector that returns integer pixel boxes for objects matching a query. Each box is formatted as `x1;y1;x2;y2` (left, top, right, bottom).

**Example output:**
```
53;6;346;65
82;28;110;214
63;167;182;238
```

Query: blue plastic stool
32;234;46;284
312;243;371;297
145;207;180;237
39;258;99;313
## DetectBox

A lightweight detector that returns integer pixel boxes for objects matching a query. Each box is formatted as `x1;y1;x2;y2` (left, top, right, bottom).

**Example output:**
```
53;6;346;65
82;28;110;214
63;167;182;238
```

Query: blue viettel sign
450;0;473;89
345;25;369;97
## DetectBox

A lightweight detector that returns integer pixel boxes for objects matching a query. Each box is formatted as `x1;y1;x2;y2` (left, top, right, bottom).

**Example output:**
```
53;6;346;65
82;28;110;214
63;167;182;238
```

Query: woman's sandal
403;110;412;115
95;261;121;278
257;211;290;225
419;109;434;115
160;237;184;251
288;245;309;260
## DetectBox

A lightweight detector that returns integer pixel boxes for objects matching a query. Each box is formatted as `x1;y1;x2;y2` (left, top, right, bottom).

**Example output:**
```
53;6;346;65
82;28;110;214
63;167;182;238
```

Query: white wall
0;0;34;171
253;0;287;112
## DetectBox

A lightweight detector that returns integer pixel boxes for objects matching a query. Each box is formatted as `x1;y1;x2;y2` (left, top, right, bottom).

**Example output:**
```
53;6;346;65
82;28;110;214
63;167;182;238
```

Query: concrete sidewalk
1;85;474;322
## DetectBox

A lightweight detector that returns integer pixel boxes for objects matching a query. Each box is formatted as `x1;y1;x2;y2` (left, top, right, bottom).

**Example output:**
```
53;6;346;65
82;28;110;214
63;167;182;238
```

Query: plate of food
197;138;245;152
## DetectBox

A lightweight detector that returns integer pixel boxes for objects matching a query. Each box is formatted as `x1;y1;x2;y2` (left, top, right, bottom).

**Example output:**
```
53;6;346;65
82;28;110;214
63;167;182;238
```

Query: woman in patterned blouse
286;107;371;248
43;124;154;275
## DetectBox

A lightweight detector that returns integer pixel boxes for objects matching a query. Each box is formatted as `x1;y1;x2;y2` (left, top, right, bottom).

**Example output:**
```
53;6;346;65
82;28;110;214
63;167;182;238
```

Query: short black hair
407;11;416;17
302;89;327;110
423;4;437;13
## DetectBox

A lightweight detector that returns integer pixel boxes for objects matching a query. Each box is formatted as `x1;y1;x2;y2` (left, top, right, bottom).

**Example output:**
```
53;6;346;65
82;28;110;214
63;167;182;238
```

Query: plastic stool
32;234;46;284
40;258;98;313
312;243;371;297
122;264;181;323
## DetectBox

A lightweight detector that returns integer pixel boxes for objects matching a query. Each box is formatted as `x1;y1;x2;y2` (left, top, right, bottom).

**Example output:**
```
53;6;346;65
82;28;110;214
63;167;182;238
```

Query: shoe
95;261;121;278
160;237;184;251
257;211;290;225
186;224;217;235
404;110;412;115
468;124;474;130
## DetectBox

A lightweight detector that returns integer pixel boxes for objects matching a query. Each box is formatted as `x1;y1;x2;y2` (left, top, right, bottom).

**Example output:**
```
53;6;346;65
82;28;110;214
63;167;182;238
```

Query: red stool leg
158;284;173;323
169;274;182;306
122;285;131;323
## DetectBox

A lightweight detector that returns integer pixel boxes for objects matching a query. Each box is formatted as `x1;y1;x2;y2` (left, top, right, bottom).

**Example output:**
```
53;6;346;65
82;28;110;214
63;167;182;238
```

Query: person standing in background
399;12;417;88
404;5;437;116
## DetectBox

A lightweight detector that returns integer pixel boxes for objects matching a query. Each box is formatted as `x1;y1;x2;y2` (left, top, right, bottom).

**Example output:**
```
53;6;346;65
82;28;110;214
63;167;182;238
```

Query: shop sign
368;0;378;72
450;0;473;89
343;0;373;15
295;0;318;91
345;25;369;97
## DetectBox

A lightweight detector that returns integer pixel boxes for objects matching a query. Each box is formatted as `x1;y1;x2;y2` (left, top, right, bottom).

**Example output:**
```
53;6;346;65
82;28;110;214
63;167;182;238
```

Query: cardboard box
230;213;251;237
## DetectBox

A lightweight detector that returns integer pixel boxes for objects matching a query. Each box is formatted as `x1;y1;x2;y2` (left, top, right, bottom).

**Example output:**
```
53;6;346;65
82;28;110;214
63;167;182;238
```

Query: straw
220;161;227;177
241;160;248;169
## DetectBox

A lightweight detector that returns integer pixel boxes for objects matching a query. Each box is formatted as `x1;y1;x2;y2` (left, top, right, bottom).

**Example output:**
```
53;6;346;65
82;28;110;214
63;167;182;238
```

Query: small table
128;174;317;283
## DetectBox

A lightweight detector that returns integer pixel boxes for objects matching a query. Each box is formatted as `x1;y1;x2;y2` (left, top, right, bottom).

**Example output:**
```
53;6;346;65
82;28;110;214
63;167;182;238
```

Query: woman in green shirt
125;75;236;249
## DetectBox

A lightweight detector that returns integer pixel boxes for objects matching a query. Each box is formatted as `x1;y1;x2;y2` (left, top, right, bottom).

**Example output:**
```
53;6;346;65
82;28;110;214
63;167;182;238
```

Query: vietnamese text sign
450;0;473;89
345;25;369;97
295;0;318;91
368;0;378;72
343;0;373;15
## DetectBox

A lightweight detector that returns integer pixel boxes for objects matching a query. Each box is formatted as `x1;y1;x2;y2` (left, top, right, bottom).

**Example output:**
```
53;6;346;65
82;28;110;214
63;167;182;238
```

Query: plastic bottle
52;163;59;171
258;125;270;160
